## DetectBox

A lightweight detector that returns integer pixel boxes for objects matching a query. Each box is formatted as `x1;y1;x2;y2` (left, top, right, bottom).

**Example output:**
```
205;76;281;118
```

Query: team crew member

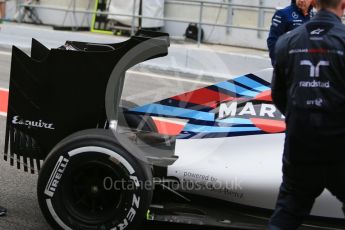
267;0;314;64
268;0;345;229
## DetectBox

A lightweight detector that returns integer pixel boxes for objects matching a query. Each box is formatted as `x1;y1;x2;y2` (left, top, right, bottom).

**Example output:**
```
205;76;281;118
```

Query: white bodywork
168;134;343;219
164;69;344;219
131;68;344;220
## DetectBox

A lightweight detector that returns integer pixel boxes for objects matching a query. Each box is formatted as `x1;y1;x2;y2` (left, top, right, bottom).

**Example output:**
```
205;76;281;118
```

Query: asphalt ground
0;51;10;89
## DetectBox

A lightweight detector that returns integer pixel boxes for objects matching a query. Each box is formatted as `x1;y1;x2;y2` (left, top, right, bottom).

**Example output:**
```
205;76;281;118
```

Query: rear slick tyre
37;129;152;230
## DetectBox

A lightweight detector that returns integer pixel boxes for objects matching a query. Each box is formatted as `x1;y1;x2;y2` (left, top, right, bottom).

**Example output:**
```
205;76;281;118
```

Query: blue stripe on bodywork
215;82;258;97
177;130;265;139
255;86;271;92
216;117;253;125
234;76;270;92
182;123;260;133
130;104;215;121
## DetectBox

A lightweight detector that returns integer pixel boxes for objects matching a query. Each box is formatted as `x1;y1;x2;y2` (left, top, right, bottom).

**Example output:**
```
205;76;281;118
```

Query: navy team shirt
267;0;313;65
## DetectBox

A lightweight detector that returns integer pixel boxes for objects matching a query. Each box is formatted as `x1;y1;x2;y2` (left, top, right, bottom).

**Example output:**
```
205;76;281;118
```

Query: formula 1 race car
3;31;345;230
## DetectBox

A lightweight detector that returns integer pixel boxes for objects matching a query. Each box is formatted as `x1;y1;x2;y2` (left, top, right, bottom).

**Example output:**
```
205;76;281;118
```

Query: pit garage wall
10;0;292;49
164;0;291;49
12;0;96;28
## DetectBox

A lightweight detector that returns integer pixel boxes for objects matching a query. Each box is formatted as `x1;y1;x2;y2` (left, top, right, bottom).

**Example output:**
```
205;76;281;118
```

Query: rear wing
4;30;170;173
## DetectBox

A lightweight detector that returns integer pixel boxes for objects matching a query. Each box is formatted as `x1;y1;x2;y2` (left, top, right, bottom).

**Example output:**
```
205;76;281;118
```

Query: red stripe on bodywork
250;118;286;133
0;90;8;113
255;90;272;101
153;119;185;136
172;88;234;108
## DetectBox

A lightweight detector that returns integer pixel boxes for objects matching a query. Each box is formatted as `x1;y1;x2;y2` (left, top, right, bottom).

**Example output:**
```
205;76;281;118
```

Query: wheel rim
60;157;130;225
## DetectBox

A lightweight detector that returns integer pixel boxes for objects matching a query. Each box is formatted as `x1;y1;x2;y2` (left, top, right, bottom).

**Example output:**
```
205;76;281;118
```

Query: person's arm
267;10;287;65
271;36;288;116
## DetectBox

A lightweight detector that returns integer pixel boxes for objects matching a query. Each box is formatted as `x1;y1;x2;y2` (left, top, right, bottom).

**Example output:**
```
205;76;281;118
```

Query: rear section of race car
3;31;175;230
4;33;344;230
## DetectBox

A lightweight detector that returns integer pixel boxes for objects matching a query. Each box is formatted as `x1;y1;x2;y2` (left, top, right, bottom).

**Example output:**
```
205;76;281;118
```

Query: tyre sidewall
37;134;152;230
